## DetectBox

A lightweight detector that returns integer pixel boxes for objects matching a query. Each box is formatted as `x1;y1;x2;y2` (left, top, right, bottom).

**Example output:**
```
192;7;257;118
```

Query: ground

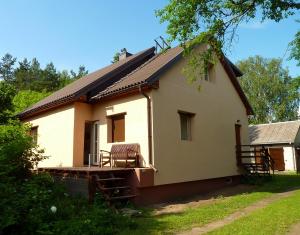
121;173;300;235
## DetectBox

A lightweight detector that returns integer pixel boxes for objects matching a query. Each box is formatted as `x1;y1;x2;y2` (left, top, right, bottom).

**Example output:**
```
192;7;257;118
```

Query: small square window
179;111;194;141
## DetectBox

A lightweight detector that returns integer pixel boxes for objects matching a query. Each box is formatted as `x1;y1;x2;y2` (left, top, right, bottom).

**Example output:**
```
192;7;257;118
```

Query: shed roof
249;120;300;145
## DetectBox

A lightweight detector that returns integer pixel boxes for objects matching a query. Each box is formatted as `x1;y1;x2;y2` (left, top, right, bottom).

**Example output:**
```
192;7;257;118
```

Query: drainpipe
139;85;157;172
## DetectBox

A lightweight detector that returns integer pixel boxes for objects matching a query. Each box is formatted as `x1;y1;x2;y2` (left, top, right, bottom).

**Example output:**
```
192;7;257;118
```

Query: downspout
139;84;158;172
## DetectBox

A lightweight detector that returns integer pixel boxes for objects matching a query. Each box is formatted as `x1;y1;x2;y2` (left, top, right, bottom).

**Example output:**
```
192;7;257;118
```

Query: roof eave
220;55;254;115
18;47;156;119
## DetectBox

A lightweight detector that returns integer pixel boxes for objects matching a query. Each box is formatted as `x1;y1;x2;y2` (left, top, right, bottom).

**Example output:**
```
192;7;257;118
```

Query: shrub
0;122;136;234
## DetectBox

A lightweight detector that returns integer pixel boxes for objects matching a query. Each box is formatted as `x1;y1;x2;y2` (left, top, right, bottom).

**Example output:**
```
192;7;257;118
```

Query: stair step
109;194;136;201
99;186;130;191
97;177;125;182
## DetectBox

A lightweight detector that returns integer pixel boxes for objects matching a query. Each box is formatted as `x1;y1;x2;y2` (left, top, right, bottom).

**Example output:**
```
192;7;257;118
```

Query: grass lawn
208;189;300;235
121;174;300;235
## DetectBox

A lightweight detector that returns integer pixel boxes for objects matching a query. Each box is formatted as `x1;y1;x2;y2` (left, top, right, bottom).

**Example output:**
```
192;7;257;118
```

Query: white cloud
240;20;269;30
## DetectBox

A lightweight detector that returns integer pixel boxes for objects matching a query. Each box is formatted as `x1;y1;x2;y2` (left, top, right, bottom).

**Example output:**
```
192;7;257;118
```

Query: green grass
121;174;300;235
208;189;300;235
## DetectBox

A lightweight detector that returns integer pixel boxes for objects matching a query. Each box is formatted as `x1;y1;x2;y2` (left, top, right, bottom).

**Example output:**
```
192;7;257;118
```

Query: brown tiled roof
249;120;300;145
18;47;155;118
91;46;253;115
92;47;183;99
19;45;253;119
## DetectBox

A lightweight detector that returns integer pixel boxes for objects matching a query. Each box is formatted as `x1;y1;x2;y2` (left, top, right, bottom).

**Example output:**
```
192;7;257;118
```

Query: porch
39;166;154;204
236;144;275;177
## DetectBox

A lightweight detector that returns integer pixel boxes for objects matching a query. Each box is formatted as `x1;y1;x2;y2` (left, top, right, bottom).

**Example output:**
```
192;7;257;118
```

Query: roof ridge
18;47;155;118
95;52;162;97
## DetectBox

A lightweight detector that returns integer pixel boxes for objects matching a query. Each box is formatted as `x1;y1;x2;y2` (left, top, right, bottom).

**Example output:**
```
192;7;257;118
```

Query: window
179;111;193;141
204;63;213;81
111;114;125;142
30;126;38;144
204;68;210;81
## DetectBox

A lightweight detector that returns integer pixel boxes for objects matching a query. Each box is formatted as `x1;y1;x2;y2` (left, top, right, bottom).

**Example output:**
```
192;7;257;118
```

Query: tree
111;52;120;63
70;65;88;80
111;48;127;63
157;0;300;77
13;90;50;114
14;58;32;90
0;81;17;124
1;53;90;92
237;56;299;124
40;62;60;91
289;23;300;65
0;54;16;83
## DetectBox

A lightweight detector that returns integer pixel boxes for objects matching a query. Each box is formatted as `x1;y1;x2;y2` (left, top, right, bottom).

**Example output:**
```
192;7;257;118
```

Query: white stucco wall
283;147;296;171
91;95;149;166
150;55;250;185
25;105;75;167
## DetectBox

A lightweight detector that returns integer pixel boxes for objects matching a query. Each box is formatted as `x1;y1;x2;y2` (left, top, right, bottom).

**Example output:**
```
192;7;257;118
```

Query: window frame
204;62;213;82
178;111;195;141
109;113;126;143
30;126;38;145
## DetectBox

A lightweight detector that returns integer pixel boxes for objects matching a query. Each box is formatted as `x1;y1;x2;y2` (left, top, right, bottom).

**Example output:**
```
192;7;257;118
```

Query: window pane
180;114;190;140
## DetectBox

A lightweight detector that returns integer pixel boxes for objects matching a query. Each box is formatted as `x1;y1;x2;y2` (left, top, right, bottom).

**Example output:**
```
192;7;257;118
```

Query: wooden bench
100;143;140;168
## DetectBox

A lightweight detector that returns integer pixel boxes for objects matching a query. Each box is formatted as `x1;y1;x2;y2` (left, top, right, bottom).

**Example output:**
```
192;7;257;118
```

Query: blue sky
0;1;299;77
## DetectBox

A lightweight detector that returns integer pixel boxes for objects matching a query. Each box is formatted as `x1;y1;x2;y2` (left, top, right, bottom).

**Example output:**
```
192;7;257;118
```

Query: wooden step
96;177;125;182
240;155;267;158
98;186;130;191
237;150;262;153
109;194;136;201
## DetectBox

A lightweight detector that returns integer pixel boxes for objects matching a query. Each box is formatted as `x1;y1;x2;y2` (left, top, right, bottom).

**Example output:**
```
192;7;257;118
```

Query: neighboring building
249;120;300;171
19;45;253;204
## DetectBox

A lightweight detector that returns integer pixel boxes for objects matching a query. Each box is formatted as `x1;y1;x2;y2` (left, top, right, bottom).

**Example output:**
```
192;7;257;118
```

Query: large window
111;114;125;142
179;111;193;141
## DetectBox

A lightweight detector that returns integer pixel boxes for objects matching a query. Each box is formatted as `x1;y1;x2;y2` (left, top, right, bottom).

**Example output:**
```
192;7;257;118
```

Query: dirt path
286;222;300;235
177;189;297;235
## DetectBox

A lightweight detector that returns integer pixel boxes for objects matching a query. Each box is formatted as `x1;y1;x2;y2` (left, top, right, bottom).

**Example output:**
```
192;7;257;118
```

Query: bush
0;123;136;235
0;121;45;181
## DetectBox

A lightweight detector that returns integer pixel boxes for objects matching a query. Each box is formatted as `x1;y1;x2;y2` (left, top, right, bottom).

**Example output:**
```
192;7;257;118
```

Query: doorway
269;147;285;171
83;121;100;166
235;124;241;165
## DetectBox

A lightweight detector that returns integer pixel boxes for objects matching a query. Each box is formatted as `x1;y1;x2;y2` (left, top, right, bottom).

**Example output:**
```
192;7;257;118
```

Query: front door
83;121;100;166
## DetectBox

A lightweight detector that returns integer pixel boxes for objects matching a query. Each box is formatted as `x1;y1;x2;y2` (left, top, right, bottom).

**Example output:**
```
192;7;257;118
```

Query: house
249;121;300;171
19;45;253;204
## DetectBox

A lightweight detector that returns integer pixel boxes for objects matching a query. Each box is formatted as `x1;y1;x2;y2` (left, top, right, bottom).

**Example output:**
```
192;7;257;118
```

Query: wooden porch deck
39;166;134;172
38;166;138;203
38;166;135;177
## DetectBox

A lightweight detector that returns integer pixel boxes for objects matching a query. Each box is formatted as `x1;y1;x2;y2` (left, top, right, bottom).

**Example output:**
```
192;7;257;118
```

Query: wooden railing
236;145;274;176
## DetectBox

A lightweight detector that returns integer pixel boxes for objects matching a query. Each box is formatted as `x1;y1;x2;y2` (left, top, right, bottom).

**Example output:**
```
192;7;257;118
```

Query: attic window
204;63;213;81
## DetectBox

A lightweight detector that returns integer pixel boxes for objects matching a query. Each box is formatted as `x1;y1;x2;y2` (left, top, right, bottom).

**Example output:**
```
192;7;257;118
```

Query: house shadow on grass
120;173;300;235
